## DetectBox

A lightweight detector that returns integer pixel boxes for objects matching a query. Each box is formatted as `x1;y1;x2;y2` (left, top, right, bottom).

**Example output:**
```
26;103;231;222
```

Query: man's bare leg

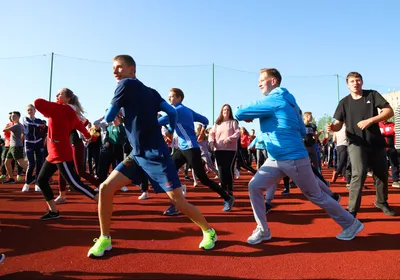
167;187;210;231
98;170;131;236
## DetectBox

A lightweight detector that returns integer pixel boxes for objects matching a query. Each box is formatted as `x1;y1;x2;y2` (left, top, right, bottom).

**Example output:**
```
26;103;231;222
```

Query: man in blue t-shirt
158;88;235;216
87;55;217;258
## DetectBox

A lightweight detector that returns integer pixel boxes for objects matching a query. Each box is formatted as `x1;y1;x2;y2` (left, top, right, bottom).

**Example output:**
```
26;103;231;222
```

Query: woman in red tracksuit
236;127;257;174
34;88;99;221
54;89;100;204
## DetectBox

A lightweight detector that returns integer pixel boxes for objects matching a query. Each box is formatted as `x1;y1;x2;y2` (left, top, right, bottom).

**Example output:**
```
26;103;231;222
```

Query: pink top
209;120;240;151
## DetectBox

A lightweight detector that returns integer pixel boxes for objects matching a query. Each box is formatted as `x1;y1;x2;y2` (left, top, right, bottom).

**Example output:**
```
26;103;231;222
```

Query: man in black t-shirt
327;72;396;217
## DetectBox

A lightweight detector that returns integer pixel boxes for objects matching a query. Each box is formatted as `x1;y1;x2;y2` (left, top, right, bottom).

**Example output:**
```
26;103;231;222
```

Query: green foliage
317;114;334;139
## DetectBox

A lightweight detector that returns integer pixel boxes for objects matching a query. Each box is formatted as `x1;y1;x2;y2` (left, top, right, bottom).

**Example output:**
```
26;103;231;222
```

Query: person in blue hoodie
234;68;363;245
247;133;267;169
159;88;235;215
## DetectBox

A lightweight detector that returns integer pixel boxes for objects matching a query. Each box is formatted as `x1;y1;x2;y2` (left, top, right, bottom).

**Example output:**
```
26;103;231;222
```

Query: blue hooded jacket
235;87;308;161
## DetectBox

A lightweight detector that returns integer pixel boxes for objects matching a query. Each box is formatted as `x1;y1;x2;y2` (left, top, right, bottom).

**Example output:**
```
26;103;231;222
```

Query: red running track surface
0;167;399;279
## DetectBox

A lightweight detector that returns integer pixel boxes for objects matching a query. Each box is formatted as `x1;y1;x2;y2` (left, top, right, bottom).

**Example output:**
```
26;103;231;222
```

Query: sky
1;0;399;131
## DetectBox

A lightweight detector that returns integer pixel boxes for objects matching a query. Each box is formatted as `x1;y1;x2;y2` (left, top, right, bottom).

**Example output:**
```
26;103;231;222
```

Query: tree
317;114;334;139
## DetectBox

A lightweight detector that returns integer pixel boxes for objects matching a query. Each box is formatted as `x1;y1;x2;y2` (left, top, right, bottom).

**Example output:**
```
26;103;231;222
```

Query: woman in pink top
209;104;240;196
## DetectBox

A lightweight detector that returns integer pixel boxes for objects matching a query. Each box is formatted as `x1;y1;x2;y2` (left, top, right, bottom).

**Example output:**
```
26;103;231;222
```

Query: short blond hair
260;68;282;85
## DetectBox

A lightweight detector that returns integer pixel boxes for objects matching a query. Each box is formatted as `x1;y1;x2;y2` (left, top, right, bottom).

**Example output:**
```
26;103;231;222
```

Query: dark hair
170;88;185;102
346;72;363;83
11;111;21;117
259;68;282;85
215;104;234;125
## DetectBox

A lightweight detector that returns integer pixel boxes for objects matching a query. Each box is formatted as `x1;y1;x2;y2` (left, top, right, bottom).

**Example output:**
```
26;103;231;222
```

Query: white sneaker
181;184;187;196
235;169;240;179
138;191;149;200
22;184;30;192
34;185;41;192
120;186;129;192
336;218;364;241
247;227;272;244
193;182;198;187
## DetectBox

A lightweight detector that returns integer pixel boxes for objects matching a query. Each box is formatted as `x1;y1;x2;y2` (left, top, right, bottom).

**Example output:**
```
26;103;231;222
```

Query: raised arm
34;98;60;118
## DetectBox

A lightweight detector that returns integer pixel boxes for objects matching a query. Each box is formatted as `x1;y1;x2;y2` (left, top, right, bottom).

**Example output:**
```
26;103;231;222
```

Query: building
382;90;400;112
383;91;400;150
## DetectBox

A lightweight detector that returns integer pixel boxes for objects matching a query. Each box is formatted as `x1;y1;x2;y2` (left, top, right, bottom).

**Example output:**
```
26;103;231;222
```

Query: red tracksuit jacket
34;98;90;163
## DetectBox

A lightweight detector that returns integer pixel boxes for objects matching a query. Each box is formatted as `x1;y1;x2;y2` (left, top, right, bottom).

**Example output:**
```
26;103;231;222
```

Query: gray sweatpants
249;157;354;232
265;174;333;203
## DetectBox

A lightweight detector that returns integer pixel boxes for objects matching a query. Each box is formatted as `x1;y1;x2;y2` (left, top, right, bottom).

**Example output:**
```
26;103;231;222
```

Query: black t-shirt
304;123;317;147
334;90;388;148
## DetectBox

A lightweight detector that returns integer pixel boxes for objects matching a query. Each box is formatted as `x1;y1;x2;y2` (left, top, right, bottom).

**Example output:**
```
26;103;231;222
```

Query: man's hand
104;142;110;148
326;123;333;133
223;138;231;145
209;142;216;151
357;119;373;130
164;131;173;143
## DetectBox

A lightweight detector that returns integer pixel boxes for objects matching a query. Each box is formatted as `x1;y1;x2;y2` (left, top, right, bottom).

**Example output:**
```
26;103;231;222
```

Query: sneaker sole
88;245;112;258
200;235;218;250
40;216;60;221
163;211;180;216
55;200;67;205
247;235;272;245
336;222;364;241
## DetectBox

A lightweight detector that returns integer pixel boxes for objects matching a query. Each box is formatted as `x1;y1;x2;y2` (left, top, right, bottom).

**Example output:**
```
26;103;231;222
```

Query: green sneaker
87;236;112;258
199;228;218;250
16;175;22;182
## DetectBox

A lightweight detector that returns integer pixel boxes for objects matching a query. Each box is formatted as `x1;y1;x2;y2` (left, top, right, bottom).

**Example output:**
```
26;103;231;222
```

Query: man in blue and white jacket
235;68;363;245
159;88;235;215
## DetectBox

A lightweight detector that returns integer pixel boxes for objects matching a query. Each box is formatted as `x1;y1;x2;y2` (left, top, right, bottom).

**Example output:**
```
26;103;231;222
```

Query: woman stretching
34;88;99;220
54;89;100;204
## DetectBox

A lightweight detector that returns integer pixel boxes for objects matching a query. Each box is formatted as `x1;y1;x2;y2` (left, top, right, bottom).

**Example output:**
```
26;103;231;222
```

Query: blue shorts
115;144;181;193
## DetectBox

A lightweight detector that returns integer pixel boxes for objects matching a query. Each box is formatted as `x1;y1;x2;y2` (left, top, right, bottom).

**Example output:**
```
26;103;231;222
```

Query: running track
0;168;399;279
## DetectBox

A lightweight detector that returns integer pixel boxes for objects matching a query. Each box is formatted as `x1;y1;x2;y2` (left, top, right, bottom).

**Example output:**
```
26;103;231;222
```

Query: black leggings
37;160;97;201
172;148;230;201
237;147;257;174
215;150;236;194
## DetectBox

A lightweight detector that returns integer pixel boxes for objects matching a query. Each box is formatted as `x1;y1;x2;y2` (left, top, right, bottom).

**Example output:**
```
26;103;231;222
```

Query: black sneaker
281;189;290;196
331;193;341;202
40;211;60;221
3;178;16;184
265;202;272;214
184;176;191;181
289;181;297;188
374;202;396;216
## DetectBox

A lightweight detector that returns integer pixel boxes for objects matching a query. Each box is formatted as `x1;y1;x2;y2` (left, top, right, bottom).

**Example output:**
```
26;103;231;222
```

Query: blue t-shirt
109;78;167;156
158;103;208;151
